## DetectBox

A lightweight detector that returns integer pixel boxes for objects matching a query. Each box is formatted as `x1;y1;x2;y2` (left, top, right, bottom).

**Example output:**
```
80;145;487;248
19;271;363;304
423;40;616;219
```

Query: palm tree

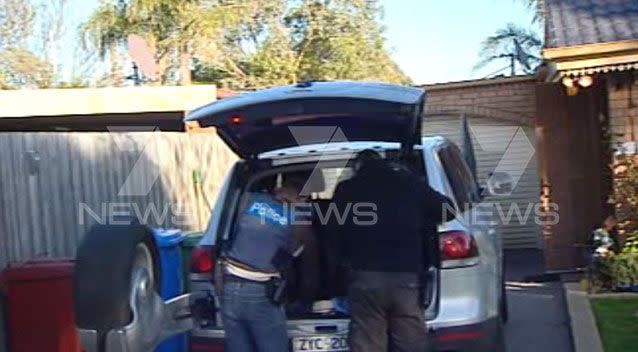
79;1;137;85
80;0;244;85
474;23;542;76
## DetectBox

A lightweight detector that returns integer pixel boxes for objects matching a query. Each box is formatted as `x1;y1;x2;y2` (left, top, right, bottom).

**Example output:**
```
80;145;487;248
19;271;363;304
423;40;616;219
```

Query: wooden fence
0;132;237;269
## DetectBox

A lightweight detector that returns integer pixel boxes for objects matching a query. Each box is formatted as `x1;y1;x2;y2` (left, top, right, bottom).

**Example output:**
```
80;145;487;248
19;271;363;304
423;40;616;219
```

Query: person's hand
595;247;609;256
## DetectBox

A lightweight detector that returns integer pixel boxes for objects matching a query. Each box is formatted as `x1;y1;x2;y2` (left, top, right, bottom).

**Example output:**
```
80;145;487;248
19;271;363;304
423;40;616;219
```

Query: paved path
503;249;574;352
564;282;604;352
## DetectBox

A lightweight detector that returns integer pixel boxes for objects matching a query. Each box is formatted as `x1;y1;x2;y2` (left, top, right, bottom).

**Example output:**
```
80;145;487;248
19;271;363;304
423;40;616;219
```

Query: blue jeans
222;280;288;352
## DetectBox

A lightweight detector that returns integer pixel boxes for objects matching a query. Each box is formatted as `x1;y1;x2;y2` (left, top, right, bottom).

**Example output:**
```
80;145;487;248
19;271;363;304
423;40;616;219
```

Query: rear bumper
190;317;501;352
189;256;501;352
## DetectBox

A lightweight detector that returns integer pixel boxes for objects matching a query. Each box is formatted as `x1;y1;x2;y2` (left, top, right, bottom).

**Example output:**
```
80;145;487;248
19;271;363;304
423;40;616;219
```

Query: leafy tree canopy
0;0;36;50
0;48;54;88
0;0;56;89
82;0;410;88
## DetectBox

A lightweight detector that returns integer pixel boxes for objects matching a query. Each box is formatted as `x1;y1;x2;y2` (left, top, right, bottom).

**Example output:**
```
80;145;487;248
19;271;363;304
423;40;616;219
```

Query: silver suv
185;81;507;352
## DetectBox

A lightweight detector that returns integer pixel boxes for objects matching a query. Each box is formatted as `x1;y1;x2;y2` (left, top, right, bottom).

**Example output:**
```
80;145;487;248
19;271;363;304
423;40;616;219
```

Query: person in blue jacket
221;175;317;352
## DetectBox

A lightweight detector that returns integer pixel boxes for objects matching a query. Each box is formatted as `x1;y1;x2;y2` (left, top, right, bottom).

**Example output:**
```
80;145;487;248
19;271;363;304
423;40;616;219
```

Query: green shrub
609;253;638;288
623;232;638;254
591;257;615;292
589;251;638;292
594;252;638;291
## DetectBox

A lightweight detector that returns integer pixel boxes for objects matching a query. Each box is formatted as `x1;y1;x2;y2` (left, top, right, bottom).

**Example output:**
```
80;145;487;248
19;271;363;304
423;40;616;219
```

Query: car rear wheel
493;322;507;352
73;224;160;351
500;260;509;324
500;280;509;323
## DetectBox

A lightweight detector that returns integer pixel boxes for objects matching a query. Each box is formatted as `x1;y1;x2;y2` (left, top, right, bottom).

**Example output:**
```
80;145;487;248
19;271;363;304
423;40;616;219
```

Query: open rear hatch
185;81;426;159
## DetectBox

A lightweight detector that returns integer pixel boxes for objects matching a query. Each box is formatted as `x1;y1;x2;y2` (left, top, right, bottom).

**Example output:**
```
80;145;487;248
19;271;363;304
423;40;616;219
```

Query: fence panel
0;132;237;268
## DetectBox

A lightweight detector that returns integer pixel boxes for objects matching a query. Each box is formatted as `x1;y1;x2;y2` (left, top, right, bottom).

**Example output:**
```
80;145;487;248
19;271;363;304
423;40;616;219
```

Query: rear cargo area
234;156;438;320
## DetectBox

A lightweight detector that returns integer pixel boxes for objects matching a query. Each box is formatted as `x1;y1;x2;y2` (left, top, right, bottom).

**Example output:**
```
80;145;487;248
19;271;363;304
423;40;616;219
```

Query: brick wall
608;77;638;240
423;75;537;125
609;79;638;146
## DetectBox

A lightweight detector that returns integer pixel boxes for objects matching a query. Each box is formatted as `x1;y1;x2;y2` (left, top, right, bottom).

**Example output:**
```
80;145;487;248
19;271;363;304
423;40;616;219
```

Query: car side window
438;145;480;211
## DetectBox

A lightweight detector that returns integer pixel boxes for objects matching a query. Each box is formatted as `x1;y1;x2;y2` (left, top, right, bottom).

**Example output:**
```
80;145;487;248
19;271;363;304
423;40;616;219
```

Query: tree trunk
108;44;125;87
178;44;191;85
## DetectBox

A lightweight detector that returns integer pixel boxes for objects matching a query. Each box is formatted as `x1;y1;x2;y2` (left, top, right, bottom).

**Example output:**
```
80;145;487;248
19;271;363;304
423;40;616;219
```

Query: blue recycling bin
153;229;186;352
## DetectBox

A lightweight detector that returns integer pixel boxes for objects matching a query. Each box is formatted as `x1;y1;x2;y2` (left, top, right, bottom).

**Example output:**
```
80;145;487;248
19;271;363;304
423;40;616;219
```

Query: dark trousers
348;271;429;352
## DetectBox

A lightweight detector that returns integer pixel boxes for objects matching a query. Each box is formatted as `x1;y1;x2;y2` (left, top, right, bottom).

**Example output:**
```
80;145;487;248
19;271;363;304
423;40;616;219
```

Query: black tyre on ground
494;323;507;352
73;224;160;349
500;280;509;323
500;260;509;324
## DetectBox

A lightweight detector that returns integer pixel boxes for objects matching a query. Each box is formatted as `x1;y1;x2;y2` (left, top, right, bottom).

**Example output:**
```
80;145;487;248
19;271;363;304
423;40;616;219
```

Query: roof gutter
420;75;535;91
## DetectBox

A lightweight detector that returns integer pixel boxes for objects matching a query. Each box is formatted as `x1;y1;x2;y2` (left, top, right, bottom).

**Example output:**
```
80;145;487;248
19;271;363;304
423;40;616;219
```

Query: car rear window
438;145;480;211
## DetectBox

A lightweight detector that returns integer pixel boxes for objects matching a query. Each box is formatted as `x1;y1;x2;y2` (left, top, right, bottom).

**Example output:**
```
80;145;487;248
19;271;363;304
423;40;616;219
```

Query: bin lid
181;232;204;248
0;259;74;282
153;228;184;248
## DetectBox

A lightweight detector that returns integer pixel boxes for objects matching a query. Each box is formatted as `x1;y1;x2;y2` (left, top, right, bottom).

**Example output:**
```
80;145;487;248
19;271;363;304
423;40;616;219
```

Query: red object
0;259;82;352
439;230;478;261
191;246;215;273
229;115;244;125
434;330;484;342
191;342;225;351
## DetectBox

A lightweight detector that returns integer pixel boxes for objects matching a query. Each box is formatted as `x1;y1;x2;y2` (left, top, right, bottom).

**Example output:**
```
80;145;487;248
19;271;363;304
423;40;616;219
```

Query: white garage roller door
422;115;542;249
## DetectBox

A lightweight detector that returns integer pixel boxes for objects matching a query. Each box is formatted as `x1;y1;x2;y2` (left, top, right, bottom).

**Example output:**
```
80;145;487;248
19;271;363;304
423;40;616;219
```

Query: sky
378;0;540;84
61;0;540;85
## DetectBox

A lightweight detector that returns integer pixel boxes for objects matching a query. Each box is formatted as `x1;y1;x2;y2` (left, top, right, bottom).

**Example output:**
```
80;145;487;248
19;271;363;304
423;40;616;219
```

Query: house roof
545;0;638;48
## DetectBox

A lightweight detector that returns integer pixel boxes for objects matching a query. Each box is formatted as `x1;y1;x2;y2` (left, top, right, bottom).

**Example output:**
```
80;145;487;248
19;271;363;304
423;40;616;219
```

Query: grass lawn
590;297;638;352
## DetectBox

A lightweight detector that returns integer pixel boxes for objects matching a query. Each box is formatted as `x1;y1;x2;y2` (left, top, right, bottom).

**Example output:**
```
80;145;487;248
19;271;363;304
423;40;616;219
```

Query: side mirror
485;172;514;197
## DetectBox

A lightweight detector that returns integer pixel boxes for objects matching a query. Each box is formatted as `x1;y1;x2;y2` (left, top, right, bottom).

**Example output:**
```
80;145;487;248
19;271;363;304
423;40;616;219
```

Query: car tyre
500;260;509;324
73;224;161;350
500;281;509;323
494;322;507;352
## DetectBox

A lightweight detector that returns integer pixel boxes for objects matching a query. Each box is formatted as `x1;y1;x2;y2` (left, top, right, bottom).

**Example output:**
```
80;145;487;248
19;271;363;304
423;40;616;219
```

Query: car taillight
439;230;478;268
191;246;215;273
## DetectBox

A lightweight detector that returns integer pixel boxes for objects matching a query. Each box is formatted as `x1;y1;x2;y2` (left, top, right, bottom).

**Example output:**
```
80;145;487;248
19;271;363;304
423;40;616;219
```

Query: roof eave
542;39;638;79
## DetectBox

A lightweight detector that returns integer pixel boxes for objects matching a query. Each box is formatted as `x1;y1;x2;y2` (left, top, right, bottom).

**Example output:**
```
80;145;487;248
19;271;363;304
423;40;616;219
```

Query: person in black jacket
330;149;453;352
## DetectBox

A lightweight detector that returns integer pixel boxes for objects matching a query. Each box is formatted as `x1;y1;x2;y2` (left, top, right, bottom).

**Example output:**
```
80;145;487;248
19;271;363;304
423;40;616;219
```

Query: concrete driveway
503;250;574;352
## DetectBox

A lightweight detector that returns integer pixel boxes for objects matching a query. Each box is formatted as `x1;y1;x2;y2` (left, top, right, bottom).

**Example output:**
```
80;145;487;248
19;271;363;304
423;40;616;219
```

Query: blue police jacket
227;192;295;273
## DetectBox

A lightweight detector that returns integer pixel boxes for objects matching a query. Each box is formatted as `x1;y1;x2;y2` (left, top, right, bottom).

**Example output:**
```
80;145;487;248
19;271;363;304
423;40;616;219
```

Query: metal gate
423;115;542;249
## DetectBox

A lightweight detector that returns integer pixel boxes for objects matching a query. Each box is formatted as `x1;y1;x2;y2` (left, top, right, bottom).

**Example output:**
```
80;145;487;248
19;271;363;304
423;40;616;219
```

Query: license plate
292;335;349;352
